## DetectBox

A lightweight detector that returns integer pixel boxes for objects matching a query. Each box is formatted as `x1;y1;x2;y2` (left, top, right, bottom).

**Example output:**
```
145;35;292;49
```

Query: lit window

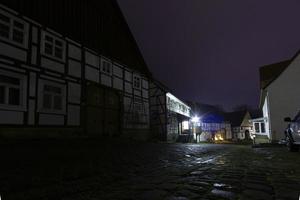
39;80;65;113
42;31;65;61
133;75;141;89
0;11;28;47
101;59;112;75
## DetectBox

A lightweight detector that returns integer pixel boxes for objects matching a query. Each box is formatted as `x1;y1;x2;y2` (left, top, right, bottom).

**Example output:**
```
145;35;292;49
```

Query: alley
0;140;299;200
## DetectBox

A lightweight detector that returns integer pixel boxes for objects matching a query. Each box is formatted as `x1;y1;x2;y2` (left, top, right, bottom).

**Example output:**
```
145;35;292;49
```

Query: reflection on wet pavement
1;142;300;200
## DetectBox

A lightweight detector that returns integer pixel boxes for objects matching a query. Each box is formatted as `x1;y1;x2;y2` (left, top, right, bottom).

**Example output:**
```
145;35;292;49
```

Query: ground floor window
254;123;260;133
0;69;26;110
38;79;66;114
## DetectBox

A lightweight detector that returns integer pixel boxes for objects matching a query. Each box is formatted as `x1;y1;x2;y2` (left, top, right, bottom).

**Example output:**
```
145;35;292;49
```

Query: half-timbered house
149;80;191;142
0;0;151;139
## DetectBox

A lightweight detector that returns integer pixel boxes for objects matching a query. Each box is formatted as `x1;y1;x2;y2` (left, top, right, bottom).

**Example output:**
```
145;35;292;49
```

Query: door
86;83;121;136
245;130;250;140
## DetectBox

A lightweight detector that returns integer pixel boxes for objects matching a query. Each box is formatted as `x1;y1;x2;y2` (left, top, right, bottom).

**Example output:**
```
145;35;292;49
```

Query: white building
259;51;300;142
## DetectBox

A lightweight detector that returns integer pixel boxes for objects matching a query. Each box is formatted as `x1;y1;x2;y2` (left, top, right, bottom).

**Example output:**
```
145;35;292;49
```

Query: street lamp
191;116;200;123
191;115;200;142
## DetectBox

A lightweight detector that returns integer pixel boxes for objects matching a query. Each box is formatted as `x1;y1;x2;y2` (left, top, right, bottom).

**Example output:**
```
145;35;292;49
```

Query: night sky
117;0;300;110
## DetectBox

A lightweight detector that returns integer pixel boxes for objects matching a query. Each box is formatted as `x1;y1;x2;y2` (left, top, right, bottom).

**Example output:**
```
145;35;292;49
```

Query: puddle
196;157;215;164
211;189;235;199
213;183;233;189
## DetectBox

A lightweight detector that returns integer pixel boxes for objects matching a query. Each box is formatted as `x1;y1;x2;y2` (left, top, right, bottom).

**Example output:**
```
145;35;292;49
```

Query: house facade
259;51;300;142
0;1;151;139
149;80;191;142
224;111;253;140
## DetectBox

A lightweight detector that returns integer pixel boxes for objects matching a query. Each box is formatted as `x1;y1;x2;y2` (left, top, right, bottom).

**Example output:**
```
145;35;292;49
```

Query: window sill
37;108;66;115
0;104;27;112
41;53;66;63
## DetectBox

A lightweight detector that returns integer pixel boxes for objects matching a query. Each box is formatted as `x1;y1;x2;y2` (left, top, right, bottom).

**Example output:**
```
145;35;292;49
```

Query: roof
249;109;263;119
259;60;291;89
224;110;248;127
259;50;300;89
0;0;151;76
186;101;224;116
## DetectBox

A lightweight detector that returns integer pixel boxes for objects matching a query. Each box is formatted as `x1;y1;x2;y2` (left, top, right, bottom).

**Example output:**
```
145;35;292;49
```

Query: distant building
224;110;252;140
149;80;191;142
0;1;152;139
257;51;300;142
187;102;231;142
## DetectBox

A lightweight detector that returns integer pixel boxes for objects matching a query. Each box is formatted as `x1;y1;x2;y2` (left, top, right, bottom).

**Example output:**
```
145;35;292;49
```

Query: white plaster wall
101;74;112;87
262;95;270;138
68;60;81;78
67;105;80;126
85;66;99;82
125;82;132;94
68;44;81;60
85;51;99;67
41;57;65;73
68;82;81;104
142;89;148;98
142;79;149;89
113;64;123;78
125;71;132;82
113;77;123;91
0;42;27;61
0;110;23;124
267;55;300;141
39;114;64;125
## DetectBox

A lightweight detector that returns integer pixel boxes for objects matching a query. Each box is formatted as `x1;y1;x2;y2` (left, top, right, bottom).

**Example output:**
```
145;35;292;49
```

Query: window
260;123;266;133
101;59;112;75
254;123;260;133
39;80;66;113
0;70;27;110
133;75;141;89
0;10;28;47
42;31;65;61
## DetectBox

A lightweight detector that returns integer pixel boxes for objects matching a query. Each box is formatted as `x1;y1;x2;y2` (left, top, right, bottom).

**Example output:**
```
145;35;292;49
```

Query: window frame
133;74;141;89
37;79;66;114
0;69;27;111
41;31;66;62
100;58;112;75
0;9;29;48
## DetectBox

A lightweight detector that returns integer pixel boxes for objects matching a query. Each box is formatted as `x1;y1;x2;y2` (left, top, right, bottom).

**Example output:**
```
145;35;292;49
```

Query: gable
0;0;151;76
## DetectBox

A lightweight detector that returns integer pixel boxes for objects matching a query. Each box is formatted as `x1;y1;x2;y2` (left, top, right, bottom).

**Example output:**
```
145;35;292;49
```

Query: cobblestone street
0;140;300;200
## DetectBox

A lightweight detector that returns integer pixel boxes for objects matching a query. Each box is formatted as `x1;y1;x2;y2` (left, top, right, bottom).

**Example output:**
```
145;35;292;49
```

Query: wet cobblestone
0;140;300;199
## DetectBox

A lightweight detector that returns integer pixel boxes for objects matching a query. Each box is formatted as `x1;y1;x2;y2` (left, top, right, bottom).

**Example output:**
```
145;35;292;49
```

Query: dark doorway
245;130;250;140
85;83;121;136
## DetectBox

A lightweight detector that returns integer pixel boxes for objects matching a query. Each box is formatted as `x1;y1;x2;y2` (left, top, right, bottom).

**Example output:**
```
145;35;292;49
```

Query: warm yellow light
215;134;224;141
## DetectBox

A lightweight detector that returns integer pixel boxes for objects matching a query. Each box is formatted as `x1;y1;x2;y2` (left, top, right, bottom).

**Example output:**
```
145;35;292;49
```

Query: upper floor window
38;79;66;114
0;69;27;110
0;10;28;47
41;31;65;61
101;59;112;75
133;74;141;89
